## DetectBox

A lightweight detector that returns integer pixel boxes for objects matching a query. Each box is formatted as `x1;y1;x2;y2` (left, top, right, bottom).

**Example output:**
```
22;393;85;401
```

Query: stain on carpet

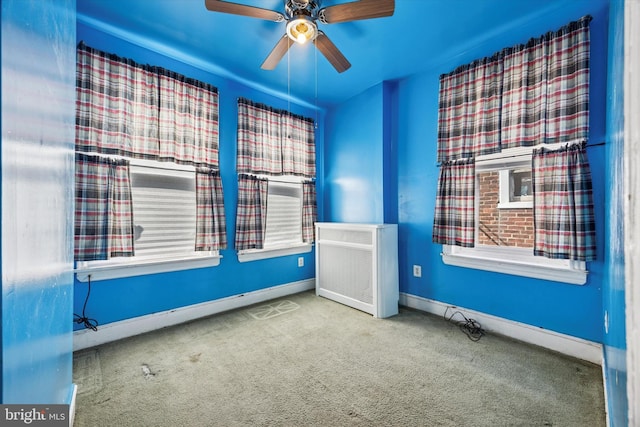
246;300;300;320
73;349;103;396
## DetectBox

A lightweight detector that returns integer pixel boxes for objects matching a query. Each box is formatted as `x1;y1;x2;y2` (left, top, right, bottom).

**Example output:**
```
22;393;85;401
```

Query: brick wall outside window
478;171;534;247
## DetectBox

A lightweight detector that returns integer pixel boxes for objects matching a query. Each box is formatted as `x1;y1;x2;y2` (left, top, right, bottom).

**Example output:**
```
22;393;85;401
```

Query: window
262;181;303;249
237;177;311;262
234;98;317;261
498;169;533;209
75;160;220;282
441;146;587;285
74;43;226;281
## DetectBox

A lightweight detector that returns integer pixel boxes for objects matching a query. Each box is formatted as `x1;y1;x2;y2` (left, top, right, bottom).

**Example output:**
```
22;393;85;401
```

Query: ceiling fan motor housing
286;0;318;17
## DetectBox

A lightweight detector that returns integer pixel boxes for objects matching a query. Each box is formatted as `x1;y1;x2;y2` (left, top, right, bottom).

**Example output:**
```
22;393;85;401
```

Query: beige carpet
73;290;605;426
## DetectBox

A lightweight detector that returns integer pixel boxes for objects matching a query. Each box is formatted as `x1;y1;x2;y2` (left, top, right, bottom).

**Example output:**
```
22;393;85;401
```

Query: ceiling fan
204;0;395;73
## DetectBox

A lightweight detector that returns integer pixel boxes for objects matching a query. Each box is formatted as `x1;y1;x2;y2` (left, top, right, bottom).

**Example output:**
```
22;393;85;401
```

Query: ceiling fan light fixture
286;15;316;44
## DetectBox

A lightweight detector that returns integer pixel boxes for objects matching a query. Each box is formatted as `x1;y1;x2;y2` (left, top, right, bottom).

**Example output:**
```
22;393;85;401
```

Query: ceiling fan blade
204;0;284;22
319;0;394;24
314;31;351;73
261;35;294;70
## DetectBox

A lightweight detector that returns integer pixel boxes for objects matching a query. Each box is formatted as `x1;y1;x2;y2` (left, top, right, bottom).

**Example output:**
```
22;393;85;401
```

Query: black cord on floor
444;307;484;342
74;274;99;331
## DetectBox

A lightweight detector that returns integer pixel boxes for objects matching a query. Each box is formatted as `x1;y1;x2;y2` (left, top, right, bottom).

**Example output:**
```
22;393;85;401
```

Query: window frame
441;145;588;285
75;158;221;282
237;175;312;263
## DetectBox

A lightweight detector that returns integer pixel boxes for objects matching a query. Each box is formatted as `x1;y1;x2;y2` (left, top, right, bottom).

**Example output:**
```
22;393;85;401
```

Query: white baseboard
68;383;77;427
601;362;611;427
399;292;603;365
73;279;315;351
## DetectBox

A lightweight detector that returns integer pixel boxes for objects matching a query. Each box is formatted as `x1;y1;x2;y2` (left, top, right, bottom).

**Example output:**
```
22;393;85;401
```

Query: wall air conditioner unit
315;223;398;318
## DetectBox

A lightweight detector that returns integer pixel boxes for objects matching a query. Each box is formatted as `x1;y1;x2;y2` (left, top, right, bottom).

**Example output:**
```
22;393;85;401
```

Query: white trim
75;254;221;282
237;243;312;262
442;249;587;285
625;0;640;424
399;292;602;365
68;384;77;427
602;362;611;427
73;279;315;351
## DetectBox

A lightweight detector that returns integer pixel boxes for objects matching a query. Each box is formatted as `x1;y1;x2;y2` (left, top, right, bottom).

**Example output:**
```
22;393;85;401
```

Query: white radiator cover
315;223;399;318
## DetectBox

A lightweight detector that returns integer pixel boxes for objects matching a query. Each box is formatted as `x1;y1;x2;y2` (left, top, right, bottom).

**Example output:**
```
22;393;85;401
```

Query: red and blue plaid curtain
235;174;269;250
76;43;220;169
501;16;591;149
235;98;317;248
432;159;476;248
74;153;134;261
76;43;159;159
437;54;503;163
75;43;226;261
195;168;227;251
434;16;594;255
532;142;596;261
157;69;219;169
282;112;316;177
237;99;284;175
302;181;317;243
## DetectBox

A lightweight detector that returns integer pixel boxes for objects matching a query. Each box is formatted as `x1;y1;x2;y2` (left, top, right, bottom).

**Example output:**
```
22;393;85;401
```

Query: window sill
497;201;533;209
441;249;587;285
237;243;312;262
75;254;221;282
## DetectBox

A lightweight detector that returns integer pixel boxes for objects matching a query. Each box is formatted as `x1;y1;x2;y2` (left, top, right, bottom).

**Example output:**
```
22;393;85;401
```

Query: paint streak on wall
1;0;76;403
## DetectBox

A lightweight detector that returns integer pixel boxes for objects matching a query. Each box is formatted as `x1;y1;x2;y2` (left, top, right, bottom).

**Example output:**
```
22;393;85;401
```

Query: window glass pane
478;170;534;248
510;170;532;202
130;166;196;257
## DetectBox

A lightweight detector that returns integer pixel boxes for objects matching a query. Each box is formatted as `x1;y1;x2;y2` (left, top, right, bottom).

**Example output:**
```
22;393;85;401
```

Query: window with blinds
75;160;220;282
129;165;197;258
262;181;303;249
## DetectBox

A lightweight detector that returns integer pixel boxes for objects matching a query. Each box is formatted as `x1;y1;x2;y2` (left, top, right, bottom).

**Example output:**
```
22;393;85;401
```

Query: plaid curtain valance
76;42;220;169
437;15;592;161
237;98;316;178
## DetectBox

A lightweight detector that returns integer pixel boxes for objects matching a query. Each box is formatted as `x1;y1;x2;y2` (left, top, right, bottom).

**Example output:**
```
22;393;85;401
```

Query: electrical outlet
298;257;304;267
413;265;422;278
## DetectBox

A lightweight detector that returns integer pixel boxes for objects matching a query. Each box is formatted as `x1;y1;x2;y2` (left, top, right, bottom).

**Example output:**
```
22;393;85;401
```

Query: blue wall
73;23;321;329
1;0;76;403
324;0;609;343
324;85;385;223
603;0;628;424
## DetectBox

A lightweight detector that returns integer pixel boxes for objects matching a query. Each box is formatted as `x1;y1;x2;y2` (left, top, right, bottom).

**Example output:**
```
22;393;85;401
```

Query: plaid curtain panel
282;112;316;177
545;16;591;143
157;69;219;168
302;181;317;243
76;43;159;159
237;99;284;175
76;43;220;168
75;153;134;261
195;168;227;251
532;142;596;261
502;16;591;148
432;159;476;248
234;174;269;251
437;54;503;162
